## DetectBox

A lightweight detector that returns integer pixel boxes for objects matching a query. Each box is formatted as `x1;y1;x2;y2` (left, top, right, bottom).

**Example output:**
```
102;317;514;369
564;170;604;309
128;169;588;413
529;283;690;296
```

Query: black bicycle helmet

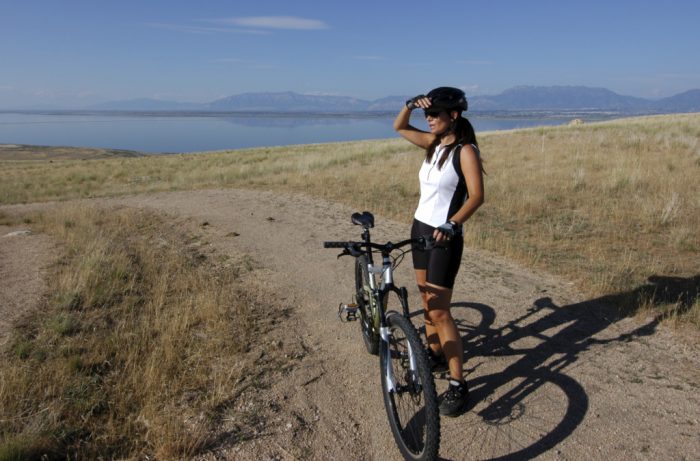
427;87;468;112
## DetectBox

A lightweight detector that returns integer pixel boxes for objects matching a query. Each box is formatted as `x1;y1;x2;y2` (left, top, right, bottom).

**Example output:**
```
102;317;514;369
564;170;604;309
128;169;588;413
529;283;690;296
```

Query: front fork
381;323;419;393
381;326;397;392
380;286;417;394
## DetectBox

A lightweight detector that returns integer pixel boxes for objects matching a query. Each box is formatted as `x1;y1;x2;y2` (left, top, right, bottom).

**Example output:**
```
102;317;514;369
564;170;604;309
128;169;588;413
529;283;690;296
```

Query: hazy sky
1;0;699;107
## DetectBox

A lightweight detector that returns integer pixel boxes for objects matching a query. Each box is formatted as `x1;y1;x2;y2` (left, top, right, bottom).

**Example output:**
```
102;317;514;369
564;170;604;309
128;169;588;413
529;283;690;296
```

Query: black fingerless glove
436;221;460;238
405;94;426;110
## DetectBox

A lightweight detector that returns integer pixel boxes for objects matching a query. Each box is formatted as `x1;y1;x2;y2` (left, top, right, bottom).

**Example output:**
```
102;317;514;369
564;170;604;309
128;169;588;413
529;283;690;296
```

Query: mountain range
87;86;700;113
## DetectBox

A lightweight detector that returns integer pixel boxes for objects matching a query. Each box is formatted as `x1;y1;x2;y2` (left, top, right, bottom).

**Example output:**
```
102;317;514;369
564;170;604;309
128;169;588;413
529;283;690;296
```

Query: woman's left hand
434;221;458;242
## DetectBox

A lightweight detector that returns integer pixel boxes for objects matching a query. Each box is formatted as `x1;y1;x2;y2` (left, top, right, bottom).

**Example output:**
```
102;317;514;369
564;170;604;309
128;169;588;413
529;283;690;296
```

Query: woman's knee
425;307;452;325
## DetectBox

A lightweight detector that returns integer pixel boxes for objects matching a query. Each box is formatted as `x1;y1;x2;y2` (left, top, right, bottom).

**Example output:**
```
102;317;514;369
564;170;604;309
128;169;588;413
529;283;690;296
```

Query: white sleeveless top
414;144;476;227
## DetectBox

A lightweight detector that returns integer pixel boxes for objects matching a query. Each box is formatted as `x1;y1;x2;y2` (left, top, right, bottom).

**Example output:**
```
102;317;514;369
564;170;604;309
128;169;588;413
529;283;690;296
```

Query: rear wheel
355;255;379;355
381;312;440;461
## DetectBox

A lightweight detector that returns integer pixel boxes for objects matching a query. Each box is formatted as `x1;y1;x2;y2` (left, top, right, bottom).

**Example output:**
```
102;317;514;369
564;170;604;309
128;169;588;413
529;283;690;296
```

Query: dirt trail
2;188;699;460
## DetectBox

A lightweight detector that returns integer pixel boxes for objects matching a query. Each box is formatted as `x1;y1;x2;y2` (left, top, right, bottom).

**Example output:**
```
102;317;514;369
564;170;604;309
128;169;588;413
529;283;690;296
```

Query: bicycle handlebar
323;241;350;248
323;235;435;253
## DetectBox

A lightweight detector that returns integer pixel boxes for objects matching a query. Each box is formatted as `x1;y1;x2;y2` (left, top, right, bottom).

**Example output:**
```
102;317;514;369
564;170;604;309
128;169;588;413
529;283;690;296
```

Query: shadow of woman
429;273;697;460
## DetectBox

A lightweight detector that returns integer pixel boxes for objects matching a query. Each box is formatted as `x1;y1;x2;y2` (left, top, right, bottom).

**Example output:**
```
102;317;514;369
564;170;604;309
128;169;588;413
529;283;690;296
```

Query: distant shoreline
2;112;697;157
0;143;145;161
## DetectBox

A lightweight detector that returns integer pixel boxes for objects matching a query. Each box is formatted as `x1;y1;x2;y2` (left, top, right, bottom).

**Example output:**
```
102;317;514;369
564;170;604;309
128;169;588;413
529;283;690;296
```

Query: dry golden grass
472;115;699;317
1;113;698;323
0;205;277;459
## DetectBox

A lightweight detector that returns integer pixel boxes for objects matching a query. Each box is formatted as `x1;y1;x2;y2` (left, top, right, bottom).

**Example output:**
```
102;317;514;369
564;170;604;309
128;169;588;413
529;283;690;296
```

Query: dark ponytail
425;116;479;170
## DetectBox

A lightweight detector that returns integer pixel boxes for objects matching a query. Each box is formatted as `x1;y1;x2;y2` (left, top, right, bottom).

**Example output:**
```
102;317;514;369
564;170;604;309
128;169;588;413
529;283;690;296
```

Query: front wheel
380;312;440;461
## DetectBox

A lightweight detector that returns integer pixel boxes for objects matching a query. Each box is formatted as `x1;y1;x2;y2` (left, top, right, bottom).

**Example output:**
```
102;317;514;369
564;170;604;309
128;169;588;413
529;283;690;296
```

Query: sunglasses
423;109;443;118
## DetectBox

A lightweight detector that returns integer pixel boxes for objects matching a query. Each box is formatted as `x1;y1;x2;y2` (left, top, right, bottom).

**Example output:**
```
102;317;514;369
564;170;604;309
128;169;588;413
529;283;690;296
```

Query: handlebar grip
423;235;436;250
324;241;348;248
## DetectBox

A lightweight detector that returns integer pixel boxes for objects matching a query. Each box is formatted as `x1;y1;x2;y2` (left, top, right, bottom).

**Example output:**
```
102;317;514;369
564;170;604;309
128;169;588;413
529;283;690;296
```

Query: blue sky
1;0;699;107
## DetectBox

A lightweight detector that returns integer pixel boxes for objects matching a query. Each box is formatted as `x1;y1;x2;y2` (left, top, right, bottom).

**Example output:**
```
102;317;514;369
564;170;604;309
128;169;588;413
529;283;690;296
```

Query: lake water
0;111;610;154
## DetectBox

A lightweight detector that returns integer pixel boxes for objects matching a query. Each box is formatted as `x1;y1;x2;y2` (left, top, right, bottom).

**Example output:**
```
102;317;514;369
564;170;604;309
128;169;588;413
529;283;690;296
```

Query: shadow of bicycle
416;274;698;460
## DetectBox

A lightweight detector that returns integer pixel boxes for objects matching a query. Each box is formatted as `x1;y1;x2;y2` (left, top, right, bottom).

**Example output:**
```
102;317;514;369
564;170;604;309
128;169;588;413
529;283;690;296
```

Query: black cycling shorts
411;219;464;289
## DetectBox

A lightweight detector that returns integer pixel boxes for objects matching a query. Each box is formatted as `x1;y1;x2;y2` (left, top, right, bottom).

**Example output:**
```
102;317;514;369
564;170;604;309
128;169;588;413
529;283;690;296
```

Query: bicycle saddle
351;211;374;228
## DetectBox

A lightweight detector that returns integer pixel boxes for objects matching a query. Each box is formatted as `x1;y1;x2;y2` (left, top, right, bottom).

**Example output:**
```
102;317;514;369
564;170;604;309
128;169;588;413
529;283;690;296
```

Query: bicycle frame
358;227;417;393
359;226;412;319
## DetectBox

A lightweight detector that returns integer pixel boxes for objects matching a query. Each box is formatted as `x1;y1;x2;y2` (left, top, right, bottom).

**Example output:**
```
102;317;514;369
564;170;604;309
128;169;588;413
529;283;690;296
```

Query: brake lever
337;244;364;258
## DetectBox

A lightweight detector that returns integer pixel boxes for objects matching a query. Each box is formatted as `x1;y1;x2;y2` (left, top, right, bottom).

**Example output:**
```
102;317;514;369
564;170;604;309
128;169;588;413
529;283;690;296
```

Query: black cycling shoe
427;348;448;372
439;380;470;417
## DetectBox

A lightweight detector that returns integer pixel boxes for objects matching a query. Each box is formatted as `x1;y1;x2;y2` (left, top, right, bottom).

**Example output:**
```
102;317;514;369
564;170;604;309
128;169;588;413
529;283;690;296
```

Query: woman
393;87;484;417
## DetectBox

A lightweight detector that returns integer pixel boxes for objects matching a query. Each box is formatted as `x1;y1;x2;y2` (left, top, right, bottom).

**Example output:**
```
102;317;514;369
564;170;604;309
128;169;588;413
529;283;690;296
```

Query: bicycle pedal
338;302;359;322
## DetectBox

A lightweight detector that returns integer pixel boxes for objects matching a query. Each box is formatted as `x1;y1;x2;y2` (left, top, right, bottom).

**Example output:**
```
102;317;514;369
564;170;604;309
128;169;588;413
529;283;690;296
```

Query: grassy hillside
1;113;698;323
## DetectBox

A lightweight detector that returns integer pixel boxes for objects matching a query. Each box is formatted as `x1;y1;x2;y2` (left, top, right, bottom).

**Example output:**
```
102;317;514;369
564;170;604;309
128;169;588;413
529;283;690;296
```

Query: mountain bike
324;211;440;461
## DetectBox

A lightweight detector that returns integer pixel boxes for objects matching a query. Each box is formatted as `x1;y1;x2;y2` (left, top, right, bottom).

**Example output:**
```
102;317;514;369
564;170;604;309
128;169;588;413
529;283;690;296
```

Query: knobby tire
380;312;440;461
355;255;379;355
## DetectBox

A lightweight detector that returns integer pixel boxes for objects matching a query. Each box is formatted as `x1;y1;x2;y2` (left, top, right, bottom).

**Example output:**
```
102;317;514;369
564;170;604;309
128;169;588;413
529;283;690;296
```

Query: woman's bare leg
415;270;464;381
415;269;441;354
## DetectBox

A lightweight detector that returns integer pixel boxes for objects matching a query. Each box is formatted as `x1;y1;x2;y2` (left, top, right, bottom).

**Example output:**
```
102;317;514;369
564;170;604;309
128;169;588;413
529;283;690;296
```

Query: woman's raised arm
393;97;435;149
